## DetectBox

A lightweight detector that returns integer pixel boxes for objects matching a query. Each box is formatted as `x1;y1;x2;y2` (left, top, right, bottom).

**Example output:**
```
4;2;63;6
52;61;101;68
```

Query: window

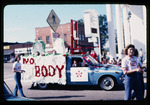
63;34;67;40
71;58;84;67
82;34;84;41
79;34;81;41
91;28;97;33
38;37;42;40
46;36;50;44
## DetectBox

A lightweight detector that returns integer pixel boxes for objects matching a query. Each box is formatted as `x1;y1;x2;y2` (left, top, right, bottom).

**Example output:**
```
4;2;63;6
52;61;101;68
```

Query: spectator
101;51;106;59
131;48;145;100
121;49;125;59
122;44;143;100
117;59;122;67
12;54;26;97
90;50;98;61
139;48;144;64
112;58;117;65
101;58;107;64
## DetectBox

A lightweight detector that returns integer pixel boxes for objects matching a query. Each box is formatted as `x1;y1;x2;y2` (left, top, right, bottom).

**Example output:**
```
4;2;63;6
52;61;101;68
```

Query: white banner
20;55;66;85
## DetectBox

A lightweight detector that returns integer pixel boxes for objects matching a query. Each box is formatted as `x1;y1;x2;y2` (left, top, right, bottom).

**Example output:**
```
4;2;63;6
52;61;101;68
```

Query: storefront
3;49;15;62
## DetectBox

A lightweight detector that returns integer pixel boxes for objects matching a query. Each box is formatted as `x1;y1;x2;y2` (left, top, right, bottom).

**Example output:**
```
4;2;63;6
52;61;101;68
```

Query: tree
77;19;84;25
77;15;108;53
98;15;108;52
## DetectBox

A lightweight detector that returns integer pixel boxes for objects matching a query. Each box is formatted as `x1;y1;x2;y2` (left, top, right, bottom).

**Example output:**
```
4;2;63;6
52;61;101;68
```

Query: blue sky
4;4;114;43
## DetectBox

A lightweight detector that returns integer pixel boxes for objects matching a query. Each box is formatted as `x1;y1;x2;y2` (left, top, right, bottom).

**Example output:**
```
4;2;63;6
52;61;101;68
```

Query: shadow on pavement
29;84;125;91
29;95;85;100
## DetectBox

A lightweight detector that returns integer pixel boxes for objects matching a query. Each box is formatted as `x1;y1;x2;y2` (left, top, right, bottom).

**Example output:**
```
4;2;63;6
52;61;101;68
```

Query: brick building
35;22;93;53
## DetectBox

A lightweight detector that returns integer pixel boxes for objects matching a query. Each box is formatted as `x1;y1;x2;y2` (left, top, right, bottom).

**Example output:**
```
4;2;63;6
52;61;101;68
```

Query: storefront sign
4;46;10;50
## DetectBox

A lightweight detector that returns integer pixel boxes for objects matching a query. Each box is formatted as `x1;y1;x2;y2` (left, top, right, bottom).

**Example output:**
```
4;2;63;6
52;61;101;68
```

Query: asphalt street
3;63;147;101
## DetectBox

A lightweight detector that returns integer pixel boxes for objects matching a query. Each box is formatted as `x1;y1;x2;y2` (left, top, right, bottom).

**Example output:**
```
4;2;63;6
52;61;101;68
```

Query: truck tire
38;83;48;89
99;76;115;90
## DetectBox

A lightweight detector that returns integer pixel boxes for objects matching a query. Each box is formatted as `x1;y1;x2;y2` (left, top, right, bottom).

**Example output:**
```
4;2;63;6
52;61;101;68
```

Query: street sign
83;9;99;37
83;9;101;62
47;9;60;32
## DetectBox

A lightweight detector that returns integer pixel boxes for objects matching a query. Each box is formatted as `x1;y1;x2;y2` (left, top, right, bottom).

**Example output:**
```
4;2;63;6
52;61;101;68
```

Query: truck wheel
38;83;48;89
99;76;115;90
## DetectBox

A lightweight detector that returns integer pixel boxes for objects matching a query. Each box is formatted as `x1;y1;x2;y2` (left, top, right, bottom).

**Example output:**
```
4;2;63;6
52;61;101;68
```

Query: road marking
4;74;13;78
4;74;14;81
4;78;14;81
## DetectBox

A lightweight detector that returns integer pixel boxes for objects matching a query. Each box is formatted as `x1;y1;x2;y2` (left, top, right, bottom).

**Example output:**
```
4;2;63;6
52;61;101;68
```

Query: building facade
3;42;33;61
35;22;93;53
106;4;147;62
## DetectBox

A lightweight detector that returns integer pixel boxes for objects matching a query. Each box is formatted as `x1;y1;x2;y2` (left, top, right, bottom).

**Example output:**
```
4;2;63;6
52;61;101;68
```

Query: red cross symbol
76;70;82;77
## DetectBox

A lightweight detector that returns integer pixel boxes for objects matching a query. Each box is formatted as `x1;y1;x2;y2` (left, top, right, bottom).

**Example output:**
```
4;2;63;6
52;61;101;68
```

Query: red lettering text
35;66;40;77
23;58;29;64
34;65;64;78
23;58;35;65
30;58;34;64
48;65;55;76
56;65;64;78
41;65;48;77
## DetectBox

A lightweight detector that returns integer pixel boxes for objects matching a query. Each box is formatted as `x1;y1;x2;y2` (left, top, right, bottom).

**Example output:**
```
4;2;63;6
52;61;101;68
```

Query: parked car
8;58;15;63
3;58;7;63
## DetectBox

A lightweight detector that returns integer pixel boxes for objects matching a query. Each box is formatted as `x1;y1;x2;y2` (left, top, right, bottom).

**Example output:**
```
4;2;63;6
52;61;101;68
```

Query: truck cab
66;54;124;90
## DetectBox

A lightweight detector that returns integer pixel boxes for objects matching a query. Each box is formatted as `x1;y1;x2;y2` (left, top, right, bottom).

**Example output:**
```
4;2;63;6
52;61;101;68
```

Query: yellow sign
4;46;10;50
46;9;60;32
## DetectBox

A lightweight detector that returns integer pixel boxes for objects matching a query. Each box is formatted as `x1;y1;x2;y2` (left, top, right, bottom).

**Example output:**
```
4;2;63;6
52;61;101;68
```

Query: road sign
83;9;99;37
47;9;60;32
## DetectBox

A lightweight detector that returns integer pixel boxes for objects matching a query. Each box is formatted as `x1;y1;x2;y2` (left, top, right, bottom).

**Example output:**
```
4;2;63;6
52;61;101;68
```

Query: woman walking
122;44;143;100
12;54;26;97
131;48;145;100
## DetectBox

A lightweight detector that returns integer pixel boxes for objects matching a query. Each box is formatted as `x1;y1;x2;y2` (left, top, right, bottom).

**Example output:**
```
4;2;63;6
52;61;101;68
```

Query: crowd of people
89;50;123;67
101;57;122;67
89;48;144;68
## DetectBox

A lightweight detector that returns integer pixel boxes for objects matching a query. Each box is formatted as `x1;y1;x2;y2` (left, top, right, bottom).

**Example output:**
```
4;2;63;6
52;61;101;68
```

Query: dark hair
134;48;139;57
14;54;20;61
124;44;135;55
